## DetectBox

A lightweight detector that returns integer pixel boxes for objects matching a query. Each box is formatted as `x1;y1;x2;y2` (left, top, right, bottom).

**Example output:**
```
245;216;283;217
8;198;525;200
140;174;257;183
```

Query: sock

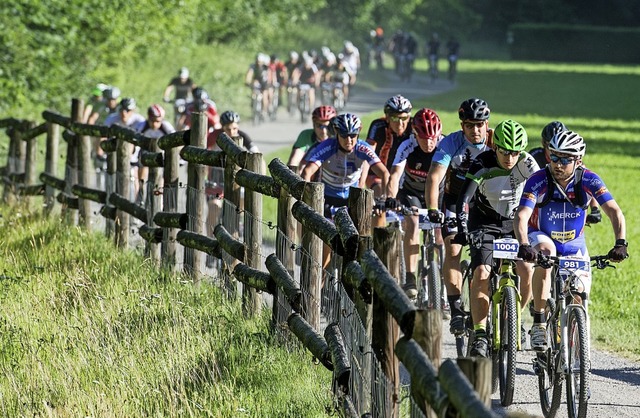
533;311;545;324
474;326;487;339
405;271;417;288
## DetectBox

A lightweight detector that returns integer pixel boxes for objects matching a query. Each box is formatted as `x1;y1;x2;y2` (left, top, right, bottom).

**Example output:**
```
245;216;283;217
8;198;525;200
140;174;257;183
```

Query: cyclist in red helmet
385;108;444;297
287;105;337;171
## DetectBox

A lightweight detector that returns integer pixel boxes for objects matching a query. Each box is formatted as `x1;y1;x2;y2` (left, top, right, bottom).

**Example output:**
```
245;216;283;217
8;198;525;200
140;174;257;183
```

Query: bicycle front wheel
566;308;590;418
427;259;442;311
498;285;518;406
537;298;562;417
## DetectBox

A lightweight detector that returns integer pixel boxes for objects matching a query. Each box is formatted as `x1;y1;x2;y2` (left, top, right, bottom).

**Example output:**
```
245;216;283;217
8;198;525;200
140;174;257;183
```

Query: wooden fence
0;98;536;418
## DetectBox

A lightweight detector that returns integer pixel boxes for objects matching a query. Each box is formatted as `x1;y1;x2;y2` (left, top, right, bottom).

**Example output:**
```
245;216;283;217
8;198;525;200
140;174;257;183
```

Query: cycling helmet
458;98;490;121
384;94;412;115
312;106;337;122
179;67;189;78
493;119;528;151
220;110;240;126
548;130;586;157
103;87;121;100
91;83;107;97
192;87;208;101
147;104;165;119
412;108;442;140
541;121;567;145
290;51;299;61
332;113;362;136
119;97;136;111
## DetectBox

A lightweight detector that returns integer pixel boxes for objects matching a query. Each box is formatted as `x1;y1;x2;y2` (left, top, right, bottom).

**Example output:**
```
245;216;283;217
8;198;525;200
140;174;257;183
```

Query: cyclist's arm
359;161;370;188
370;161;389;195
600;199;626;241
514;205;533;245
163;84;174;101
244;68;254;86
425;162;446;209
301;162;320;182
386;163;404;198
455;177;479;228
287;148;306;169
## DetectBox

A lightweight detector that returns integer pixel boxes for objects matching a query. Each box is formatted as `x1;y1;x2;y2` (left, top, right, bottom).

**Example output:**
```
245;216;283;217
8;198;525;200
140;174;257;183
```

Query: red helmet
412;108;442;140
312;105;337;122
148;104;165;119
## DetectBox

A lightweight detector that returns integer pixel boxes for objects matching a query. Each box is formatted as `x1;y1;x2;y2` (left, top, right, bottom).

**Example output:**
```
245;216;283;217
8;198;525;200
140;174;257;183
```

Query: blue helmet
332;113;362;136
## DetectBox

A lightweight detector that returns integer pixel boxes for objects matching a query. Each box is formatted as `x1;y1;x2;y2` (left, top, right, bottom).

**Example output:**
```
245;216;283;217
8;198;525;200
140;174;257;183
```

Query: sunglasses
389;115;410;122
315;124;330;130
496;147;520;157
549;154;577;165
338;133;358;140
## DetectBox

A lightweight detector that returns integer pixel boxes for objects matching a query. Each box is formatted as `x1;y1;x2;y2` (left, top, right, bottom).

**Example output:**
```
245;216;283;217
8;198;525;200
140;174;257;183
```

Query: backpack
536;165;588;209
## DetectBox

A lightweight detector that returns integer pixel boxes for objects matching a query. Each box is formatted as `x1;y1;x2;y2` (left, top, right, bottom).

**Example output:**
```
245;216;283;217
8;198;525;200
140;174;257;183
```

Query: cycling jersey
292;129;320;153
297;65;318;85
207;129;256;153
105;112;146;165
167;77;195;100
458;150;539;222
304;138;380;199
391;135;438;198
519;167;614;247
529;146;548;169
432;130;492;196
366;117;412;170
136;120;176;138
183;100;220;131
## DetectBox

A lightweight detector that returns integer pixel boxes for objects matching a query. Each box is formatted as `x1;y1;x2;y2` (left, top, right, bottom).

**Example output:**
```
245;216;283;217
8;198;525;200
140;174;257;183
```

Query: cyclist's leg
442;201;464;320
529;231;557;350
515;260;534;313
398;191;421;297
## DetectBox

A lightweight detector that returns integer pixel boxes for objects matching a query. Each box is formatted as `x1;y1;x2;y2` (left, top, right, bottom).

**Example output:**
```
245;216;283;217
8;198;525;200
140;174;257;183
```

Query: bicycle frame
490;238;522;352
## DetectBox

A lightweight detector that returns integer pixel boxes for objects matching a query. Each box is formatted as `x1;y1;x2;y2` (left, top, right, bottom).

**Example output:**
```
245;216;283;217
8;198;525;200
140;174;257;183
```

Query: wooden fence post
44;122;60;215
105;146;117;238
222;136;243;294
115;134;131;248
162;137;180;272
63;99;82;224
243;151;263;315
146;140;163;265
2;127;18;203
77;112;93;228
274;167;297;330
372;225;402;418
23;122;37;207
184;112;207;282
300;181;324;330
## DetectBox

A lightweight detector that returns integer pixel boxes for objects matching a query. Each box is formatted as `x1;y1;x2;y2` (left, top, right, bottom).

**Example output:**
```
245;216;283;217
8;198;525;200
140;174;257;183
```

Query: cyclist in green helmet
452;119;540;357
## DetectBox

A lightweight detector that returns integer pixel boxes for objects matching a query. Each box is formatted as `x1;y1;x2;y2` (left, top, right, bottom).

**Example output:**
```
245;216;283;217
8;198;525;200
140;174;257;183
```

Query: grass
0;206;331;416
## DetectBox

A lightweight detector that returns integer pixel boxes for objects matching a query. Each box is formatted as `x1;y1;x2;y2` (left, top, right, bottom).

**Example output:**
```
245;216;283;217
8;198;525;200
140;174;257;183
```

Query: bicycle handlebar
536;253;614;270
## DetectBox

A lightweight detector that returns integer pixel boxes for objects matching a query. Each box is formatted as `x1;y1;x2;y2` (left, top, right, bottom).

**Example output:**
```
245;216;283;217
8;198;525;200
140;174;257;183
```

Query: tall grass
0;206;331;416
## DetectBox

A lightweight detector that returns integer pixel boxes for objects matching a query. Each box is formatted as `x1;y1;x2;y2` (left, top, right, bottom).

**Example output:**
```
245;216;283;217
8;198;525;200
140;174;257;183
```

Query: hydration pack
536;165;588;209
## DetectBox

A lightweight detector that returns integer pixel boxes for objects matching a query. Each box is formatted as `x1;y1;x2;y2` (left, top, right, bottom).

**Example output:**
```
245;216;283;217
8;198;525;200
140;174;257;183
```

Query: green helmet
493;119;528;151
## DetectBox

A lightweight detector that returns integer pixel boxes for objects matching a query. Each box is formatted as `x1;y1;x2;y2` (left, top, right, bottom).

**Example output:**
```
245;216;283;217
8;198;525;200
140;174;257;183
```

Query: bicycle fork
491;273;522;351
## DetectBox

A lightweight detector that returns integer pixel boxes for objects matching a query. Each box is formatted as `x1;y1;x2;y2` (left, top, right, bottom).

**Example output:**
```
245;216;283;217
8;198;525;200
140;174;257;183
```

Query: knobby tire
498;286;518;406
538;298;562;417
566;308;590;418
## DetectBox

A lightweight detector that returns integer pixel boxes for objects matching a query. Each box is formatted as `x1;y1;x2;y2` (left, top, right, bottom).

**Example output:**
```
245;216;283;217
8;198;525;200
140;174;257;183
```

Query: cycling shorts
397;188;425;209
468;212;515;271
441;193;458;237
324;195;349;219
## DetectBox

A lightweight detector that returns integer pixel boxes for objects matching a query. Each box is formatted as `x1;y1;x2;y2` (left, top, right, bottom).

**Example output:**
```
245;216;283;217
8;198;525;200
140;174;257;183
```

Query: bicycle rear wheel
537;298;562;417
566;308;590;418
455;259;471;357
498;285;518;406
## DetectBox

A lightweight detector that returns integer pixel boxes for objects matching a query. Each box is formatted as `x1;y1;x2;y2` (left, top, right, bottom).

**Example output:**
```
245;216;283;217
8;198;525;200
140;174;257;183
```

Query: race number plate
416;209;437;230
558;257;590;272
493;238;519;260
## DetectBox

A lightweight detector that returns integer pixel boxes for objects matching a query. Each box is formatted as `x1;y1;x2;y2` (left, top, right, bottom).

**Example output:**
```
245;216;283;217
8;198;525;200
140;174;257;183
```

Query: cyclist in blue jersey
425;98;493;333
514;130;628;352
530;121;602;225
302;113;389;268
385;108;443;298
453;120;540;357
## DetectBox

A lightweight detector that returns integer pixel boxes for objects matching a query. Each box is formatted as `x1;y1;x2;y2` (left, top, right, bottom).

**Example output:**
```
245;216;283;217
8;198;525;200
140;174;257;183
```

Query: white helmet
548;130;586;157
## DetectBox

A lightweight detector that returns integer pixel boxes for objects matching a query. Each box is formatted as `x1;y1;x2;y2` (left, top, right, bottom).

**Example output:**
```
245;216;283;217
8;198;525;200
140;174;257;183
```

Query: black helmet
119;97;136;111
192;88;209;111
541;121;567;145
103;86;121;100
458;98;490;121
220;111;240;126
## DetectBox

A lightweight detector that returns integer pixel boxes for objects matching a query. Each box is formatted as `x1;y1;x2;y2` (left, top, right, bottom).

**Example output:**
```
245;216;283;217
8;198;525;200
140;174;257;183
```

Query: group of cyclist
245;43;361;122
285;94;628;361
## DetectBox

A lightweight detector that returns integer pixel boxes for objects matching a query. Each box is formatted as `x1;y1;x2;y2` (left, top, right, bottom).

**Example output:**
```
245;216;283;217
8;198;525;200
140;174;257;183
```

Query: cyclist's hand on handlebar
385;197;399;210
518;244;537;262
586;207;602;225
427;208;444;224
452;232;469;246
608;240;629;262
373;198;386;215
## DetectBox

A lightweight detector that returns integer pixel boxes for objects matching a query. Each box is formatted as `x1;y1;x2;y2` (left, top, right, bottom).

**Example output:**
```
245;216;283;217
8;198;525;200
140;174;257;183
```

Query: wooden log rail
291;200;342;254
217;132;247;167
268;158;305;200
139;225;164;244
361;248;417;338
235;169;280;198
342;261;372;304
265;254;302;313
72;184;107;204
233;264;276;294
287;313;333;370
176;230;222;258
333;207;359;261
109;193;147;224
324;323;351;393
179;145;224;167
153;211;188;230
213;224;245;263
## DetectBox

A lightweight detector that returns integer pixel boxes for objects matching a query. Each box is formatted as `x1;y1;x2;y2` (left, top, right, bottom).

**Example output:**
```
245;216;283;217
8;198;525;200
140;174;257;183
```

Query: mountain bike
532;254;613;418
414;209;444;311
286;81;298;117
447;53;458;83
463;226;523;406
397;53;414;82
250;84;264;126
320;82;333;106
428;54;438;83
267;84;279;122
331;82;346;111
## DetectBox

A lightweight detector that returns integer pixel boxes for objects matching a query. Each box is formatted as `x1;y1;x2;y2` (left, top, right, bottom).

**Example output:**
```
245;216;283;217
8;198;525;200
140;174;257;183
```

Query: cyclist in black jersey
366;95;413;197
385;108;444;297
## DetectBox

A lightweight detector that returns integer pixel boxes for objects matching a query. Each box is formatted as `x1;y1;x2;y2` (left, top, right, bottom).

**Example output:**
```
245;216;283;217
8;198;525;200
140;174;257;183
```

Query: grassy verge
0;205;331;416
